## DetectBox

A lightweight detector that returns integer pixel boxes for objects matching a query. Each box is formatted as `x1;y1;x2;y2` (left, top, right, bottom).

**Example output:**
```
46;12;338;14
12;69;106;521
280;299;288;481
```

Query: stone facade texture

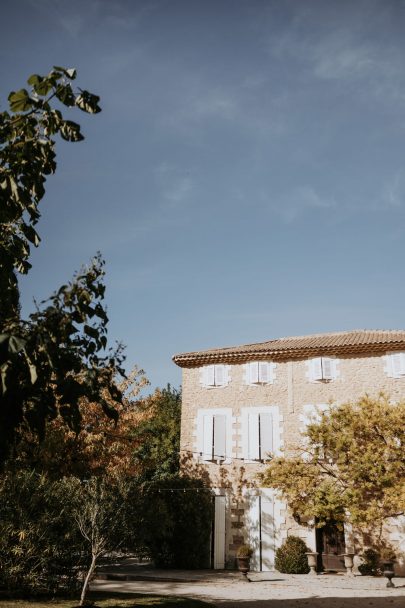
178;350;405;572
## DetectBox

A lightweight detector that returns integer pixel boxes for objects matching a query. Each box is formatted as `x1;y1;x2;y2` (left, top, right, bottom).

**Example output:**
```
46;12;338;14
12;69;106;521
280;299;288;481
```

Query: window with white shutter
308;357;337;382
241;406;279;462
245;361;274;385
196;408;232;462
201;364;230;387
385;352;405;378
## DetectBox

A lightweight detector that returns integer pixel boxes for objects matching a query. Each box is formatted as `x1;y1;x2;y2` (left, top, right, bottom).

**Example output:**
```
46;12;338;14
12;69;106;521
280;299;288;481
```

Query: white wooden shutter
391;353;405;377
249;362;259;384
213;415;226;460
202;415;214;460
248;413;260;460
205;365;215;386
214;495;226;569
258;362;271;384
310;358;323;381
246;494;261;571
400;353;405;374
321;357;333;380
214;365;225;386
260;490;275;571
259;413;273;460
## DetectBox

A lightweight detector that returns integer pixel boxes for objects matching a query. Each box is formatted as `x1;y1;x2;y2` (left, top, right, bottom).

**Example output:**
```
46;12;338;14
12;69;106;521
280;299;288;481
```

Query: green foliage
0;255;125;466
274;536;310;574
358;548;380;576
1;66;100;323
0;470;85;595
131;385;181;481
139;475;213;568
0;470;134;598
0;68;126;466
262;395;405;532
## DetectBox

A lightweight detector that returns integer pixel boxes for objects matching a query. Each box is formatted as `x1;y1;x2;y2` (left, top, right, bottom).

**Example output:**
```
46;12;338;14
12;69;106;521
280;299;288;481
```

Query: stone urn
382;560;395;588
236;544;253;581
339;552;355;576
237;556;251;579
305;551;318;575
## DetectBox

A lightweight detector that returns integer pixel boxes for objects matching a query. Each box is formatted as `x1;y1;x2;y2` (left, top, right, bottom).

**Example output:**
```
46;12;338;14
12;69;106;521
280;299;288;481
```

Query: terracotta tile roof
172;330;405;367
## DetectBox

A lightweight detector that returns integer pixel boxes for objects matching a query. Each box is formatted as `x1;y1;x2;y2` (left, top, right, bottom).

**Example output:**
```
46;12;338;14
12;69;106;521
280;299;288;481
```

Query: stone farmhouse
172;329;405;573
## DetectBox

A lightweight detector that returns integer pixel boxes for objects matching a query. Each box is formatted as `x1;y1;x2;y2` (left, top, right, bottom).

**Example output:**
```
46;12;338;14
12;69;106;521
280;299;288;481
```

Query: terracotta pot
237;556;251;580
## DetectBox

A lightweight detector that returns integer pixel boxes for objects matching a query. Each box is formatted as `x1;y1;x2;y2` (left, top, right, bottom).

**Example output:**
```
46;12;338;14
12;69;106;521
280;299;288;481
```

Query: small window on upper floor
385;352;405;378
200;364;230;387
245;361;275;385
307;357;338;382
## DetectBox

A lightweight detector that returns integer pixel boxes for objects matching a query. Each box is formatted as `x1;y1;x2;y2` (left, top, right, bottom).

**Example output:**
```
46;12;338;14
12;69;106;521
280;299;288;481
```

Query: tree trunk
80;552;98;606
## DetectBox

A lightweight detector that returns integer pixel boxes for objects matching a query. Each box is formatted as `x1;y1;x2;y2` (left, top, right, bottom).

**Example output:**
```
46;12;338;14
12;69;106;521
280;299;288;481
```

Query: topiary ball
275;535;310;574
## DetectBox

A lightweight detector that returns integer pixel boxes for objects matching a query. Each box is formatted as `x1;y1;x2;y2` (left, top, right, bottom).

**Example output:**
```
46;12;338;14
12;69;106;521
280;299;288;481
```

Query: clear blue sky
3;0;405;390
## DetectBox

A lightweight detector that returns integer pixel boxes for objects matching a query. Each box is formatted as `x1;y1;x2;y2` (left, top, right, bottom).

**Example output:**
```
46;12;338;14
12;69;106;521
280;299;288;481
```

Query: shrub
0;470;85;595
140;475;213;568
358;548;381;576
275;535;310;574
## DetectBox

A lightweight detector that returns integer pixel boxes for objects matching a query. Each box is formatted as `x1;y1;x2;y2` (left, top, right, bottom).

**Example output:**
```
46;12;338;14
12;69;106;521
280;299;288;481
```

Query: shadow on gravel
213;597;405;607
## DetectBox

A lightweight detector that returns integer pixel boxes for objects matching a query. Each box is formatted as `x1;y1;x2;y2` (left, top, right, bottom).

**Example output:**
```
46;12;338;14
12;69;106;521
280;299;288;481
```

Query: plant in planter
236;544;253;580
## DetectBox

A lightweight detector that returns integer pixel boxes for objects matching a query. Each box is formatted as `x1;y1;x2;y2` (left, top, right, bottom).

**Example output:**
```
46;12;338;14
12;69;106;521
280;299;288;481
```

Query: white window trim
196;407;233;464
240;405;282;463
200;364;231;388
244;361;276;386
383;352;405;378
306;356;339;383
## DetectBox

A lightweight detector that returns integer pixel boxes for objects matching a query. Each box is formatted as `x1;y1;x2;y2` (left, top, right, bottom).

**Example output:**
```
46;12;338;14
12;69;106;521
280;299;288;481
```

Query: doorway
246;489;275;571
316;522;345;572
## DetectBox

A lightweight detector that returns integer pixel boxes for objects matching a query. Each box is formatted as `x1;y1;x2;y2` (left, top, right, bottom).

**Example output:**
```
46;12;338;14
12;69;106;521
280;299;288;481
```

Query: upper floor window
200;364;230;388
307;357;338;382
196;408;232;463
245;361;275;385
241;406;281;462
385;352;405;378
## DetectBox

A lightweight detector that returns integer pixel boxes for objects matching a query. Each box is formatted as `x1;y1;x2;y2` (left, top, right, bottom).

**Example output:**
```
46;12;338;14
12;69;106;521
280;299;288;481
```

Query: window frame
384;352;405;378
200;364;230;388
307;356;338;383
240;405;282;463
196;407;233;463
244;361;275;386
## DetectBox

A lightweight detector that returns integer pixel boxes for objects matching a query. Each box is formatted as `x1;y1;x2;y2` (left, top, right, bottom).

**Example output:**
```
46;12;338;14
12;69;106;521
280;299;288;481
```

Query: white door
213;495;226;569
246;490;275;571
260;489;275;570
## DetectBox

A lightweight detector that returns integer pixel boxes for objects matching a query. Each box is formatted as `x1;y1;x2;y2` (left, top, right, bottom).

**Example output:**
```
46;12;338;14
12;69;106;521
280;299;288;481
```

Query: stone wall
179;353;405;570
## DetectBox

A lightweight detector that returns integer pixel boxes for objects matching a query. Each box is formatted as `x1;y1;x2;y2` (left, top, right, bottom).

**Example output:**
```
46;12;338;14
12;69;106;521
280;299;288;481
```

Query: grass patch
0;594;211;608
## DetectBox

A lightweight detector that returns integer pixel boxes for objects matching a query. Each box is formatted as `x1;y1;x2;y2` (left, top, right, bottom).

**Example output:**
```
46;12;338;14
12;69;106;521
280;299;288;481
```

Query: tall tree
130;385;181;480
262;395;405;541
0;68;123;465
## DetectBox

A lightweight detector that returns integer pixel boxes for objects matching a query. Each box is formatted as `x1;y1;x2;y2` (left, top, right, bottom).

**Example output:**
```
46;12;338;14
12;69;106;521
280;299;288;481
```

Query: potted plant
236;544;253;580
